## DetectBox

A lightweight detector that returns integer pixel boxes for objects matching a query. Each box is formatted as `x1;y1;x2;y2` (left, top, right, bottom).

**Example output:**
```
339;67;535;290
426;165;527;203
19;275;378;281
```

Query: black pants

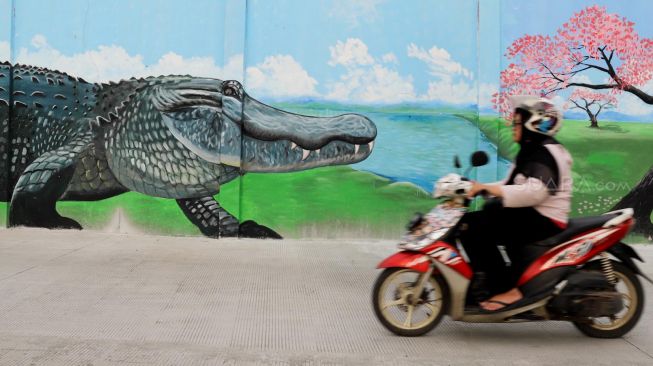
458;207;562;295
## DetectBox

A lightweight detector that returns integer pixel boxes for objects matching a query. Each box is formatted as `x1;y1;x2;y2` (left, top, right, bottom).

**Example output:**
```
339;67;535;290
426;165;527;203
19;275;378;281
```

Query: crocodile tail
0;133;7;202
1;64;8;202
1;111;8;202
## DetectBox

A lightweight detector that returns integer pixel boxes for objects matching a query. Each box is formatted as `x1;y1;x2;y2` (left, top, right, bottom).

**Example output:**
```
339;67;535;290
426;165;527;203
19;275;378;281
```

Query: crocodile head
154;78;377;173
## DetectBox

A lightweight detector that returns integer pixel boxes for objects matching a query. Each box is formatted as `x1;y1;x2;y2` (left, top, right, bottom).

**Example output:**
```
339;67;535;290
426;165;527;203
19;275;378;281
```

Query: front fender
377;251;431;273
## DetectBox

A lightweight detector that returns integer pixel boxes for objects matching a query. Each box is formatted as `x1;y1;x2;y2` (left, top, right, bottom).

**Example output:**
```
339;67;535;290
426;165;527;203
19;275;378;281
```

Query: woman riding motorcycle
463;95;573;311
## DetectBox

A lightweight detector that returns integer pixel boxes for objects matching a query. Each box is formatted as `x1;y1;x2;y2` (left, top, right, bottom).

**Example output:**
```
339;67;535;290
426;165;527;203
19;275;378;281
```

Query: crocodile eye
222;80;243;101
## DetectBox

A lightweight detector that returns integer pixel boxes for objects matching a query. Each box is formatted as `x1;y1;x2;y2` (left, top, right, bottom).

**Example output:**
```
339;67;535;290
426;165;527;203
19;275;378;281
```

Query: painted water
277;104;512;192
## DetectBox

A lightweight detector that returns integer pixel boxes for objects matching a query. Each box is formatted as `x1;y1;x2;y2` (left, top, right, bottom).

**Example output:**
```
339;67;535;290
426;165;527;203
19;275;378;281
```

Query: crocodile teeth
291;142;297;149
368;141;374;151
354;144;360;154
301;149;310;161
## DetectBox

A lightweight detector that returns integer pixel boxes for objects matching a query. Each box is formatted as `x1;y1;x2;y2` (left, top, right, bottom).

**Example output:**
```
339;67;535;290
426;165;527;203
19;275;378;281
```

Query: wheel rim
589;270;638;331
377;269;443;331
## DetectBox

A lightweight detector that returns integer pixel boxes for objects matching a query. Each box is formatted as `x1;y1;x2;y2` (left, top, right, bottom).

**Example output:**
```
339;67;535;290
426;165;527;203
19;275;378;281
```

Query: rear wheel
573;261;644;338
372;268;449;336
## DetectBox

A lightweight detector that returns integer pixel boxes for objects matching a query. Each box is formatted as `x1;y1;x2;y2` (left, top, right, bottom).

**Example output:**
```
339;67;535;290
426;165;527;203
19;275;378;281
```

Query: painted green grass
52;166;435;238
0;202;6;227
558;120;653;230
239;166;435;238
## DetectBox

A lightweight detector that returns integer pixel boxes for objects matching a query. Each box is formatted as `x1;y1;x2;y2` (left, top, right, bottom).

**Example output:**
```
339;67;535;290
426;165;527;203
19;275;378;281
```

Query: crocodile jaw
239;95;377;172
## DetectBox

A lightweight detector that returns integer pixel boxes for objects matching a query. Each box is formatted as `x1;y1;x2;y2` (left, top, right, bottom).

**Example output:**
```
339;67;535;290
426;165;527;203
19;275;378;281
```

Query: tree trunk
612;166;653;238
589;116;599;128
585;109;599;128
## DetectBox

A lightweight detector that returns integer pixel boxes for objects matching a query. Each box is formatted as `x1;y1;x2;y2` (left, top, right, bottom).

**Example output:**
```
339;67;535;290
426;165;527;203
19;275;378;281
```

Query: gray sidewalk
0;228;652;365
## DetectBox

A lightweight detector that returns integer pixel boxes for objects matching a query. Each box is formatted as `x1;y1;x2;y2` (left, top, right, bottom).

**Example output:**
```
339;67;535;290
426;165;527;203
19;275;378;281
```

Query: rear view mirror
454;155;462;169
470;151;489;167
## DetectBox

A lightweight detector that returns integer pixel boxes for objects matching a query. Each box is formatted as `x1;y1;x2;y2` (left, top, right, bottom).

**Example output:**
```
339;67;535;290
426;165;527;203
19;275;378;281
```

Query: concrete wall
1;0;652;241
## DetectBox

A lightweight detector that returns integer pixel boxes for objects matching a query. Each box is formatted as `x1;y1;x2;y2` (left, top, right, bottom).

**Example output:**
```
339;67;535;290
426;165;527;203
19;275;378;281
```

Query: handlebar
482;196;504;211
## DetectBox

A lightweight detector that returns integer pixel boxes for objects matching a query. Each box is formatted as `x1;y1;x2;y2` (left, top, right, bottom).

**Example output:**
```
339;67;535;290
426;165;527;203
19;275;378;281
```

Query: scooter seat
530;213;620;247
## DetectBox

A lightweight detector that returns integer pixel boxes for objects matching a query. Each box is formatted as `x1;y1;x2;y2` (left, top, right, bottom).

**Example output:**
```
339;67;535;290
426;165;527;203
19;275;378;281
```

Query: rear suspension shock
600;253;617;285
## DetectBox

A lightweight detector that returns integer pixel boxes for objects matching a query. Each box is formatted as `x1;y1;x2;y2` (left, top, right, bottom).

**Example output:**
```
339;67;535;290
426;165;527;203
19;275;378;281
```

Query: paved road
0;229;652;365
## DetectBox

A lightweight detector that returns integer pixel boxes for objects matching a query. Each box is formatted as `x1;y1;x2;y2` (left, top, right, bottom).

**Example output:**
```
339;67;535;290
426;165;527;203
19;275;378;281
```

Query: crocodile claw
238;220;283;239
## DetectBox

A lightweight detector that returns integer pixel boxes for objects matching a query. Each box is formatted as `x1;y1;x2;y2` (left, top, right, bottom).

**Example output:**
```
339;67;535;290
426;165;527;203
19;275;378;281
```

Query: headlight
398;228;449;250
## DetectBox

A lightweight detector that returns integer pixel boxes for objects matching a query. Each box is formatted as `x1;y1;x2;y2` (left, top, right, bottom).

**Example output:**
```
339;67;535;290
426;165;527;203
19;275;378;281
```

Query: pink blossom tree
566;89;618;128
494;5;653;114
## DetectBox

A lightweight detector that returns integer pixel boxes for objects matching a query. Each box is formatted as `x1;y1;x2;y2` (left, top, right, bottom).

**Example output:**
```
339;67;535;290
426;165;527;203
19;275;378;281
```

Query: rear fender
609;242;653;284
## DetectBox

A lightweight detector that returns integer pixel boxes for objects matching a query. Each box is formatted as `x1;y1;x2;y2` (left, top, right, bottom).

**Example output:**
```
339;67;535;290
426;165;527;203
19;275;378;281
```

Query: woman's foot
480;288;523;311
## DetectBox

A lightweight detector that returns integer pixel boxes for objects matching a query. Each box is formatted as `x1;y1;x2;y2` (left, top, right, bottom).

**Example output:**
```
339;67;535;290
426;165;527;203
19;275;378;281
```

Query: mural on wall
0;62;376;238
494;3;653;238
1;0;652;242
0;0;486;238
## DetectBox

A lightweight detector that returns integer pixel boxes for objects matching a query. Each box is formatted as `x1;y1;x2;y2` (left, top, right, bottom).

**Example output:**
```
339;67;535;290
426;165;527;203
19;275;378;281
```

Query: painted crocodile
0;62;377;238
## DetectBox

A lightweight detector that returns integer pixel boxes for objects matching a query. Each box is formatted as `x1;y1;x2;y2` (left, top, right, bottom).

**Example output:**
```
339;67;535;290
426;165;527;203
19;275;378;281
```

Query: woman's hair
515;107;547;146
514;107;532;124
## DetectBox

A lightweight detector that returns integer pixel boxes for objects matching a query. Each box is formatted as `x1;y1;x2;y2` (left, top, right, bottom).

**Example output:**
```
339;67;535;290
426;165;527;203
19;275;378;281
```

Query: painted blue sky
0;0;482;106
1;0;652;116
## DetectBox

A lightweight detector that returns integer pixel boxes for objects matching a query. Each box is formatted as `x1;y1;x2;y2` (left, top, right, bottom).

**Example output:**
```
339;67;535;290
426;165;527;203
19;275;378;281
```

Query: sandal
480;299;511;311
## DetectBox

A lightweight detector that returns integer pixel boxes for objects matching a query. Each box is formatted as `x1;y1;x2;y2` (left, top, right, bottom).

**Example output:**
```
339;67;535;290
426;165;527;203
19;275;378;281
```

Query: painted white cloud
6;35;319;100
328;0;386;28
246;55;319;98
10;34;243;83
328;38;374;67
569;74;593;85
407;43;472;81
327;64;416;104
147;52;244;80
423;80;477;105
478;83;499;108
30;34;48;49
326;38;484;105
550;95;568;111
0;41;10;60
381;52;398;64
405;42;483;105
326;38;415;103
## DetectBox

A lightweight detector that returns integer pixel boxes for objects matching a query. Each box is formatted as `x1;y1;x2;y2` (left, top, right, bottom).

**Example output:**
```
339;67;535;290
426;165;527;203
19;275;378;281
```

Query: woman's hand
467;182;485;198
467;182;503;199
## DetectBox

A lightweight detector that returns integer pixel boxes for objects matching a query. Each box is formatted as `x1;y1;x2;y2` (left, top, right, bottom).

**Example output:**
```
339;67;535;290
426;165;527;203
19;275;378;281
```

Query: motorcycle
372;151;651;338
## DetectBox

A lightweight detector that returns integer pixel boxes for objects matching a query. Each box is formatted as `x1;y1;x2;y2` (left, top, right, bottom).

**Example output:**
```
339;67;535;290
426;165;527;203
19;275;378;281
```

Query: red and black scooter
372;152;650;338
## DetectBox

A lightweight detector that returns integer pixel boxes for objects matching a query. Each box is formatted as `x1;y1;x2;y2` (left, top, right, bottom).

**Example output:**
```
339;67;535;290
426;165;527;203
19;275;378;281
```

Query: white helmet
509;95;562;137
433;173;470;198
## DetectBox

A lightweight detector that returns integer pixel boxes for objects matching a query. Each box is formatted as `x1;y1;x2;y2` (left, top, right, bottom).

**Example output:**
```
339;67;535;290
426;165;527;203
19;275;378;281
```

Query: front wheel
573;260;645;338
372;267;449;336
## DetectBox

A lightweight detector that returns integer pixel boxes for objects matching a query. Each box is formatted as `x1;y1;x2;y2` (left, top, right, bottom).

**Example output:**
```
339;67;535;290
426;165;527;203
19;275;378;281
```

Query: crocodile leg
176;197;282;239
9;133;93;229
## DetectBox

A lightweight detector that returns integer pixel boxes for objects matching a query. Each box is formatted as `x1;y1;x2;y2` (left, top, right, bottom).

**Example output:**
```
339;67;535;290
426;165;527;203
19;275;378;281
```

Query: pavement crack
0;242;95;282
625;338;653;359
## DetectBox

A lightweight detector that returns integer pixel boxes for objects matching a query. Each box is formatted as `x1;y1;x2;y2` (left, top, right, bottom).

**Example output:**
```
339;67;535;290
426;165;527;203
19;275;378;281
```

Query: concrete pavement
0;228;652;365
